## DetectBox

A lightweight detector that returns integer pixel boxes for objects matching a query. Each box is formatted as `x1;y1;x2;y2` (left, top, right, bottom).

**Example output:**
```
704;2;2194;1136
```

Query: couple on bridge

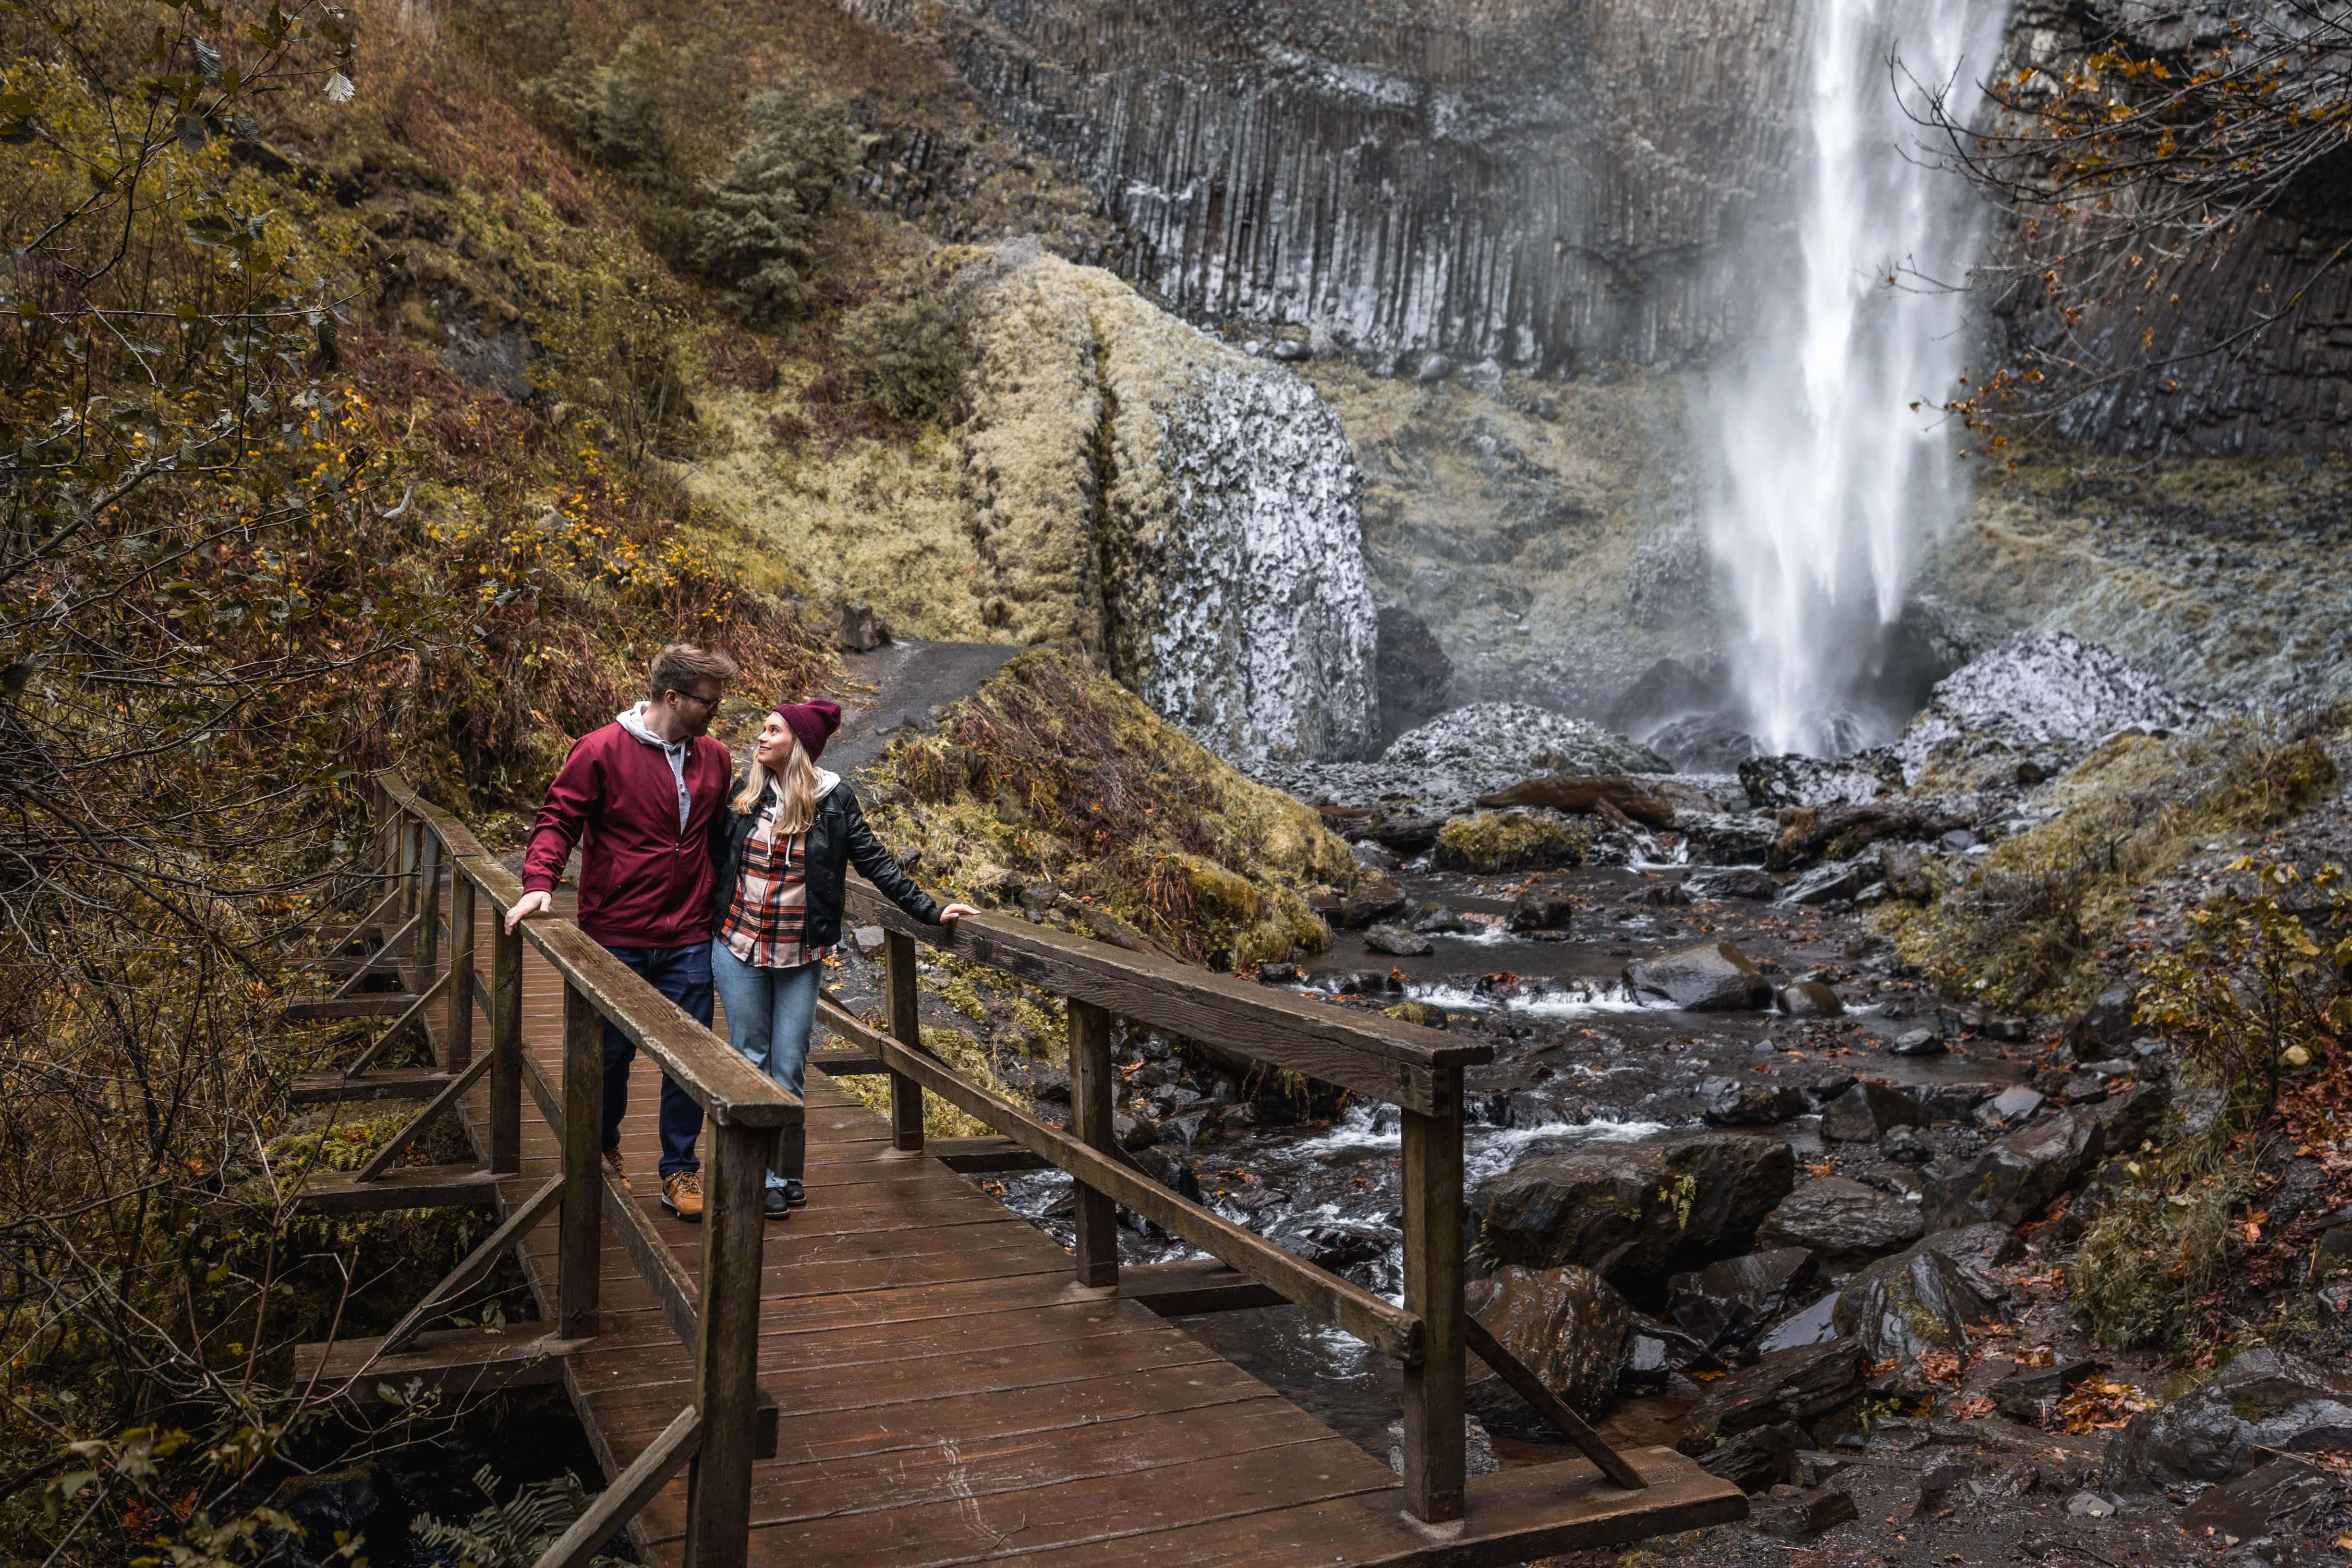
501;643;978;1223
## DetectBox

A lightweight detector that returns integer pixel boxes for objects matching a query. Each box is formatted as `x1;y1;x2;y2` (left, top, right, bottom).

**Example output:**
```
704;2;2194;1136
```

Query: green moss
1433;810;1588;874
1878;719;2344;1013
1382;1000;1448;1030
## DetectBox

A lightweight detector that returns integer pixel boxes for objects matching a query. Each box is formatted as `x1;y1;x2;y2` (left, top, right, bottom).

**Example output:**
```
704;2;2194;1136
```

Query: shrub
688;84;849;322
835;264;970;423
2067;1117;2255;1353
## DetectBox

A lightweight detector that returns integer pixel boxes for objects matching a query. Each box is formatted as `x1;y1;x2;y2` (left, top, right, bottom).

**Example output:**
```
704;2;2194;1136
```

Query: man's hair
648;643;740;699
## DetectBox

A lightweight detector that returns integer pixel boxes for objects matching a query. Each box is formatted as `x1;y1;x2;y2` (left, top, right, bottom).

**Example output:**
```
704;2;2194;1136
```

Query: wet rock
267;1467;383;1566
2104;1349;2352;1491
1747;1483;1860;1542
1740;753;1903;809
1783;860;1869;907
2063;982;2141;1055
1676;814;1778;867
1388;1415;1499;1477
1688;867;1780;901
1879;1125;1933;1165
1921;1111;2096;1229
1113;1111;1160;1150
1362;923;1434;957
1831;1248;1993;1363
1622;882;1692;907
1876;840;1937;902
1412;905;1467;934
1974;1083;2047;1128
1464;1263;1635;1429
1381;999;1448;1030
1480;1133;1796;1279
1625;940;1773;1011
1337;884;1409;930
1367;813;1446;855
1890;1027;1947;1057
1700;1420;1805;1493
1705;1082;1809;1126
1678;1338;1866;1455
1477;774;1677;828
1257;961;1302;985
1819;1081;1929;1143
1756;1177;1925;1270
1127;1144;1202;1201
1907;1458;1964;1519
1754;1292;1840;1354
1507;890;1577;932
2063;1490;2117;1520
1777;982;1844;1017
1279;1220;1392;1272
1667;1248;1819;1353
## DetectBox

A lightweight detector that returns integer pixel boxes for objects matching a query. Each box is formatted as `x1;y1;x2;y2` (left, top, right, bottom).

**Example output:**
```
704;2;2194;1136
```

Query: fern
408;1467;631;1568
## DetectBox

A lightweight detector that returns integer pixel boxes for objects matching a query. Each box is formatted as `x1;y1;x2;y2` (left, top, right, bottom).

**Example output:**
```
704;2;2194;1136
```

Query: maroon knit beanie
772;699;842;762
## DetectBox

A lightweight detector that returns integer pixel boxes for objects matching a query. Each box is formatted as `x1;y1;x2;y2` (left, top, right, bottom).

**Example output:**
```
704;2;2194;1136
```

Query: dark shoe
661;1170;704;1222
763;1187;791;1220
782;1178;807;1208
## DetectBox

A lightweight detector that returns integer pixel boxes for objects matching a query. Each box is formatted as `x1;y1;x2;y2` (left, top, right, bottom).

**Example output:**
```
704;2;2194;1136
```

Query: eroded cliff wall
840;0;1808;374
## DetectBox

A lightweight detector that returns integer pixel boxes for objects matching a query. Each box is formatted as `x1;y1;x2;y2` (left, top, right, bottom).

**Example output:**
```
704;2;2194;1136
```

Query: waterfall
1708;0;2010;756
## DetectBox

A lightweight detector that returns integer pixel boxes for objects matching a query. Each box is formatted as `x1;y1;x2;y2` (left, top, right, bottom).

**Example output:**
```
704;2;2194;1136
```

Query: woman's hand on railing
504;889;553;934
938;903;981;923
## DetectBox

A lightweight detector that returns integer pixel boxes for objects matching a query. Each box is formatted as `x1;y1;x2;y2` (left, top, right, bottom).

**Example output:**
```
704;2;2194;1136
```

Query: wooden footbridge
285;773;1742;1566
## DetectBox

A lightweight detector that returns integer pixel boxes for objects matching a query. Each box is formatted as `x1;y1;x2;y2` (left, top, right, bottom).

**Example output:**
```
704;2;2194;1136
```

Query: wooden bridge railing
301;773;804;1568
831;884;1649;1522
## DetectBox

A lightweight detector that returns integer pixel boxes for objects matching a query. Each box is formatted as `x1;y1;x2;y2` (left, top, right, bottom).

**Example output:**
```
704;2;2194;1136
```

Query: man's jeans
709;942;821;1185
600;943;709;1179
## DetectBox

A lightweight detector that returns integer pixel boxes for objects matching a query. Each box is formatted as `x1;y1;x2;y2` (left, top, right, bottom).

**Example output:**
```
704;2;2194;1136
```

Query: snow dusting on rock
1896;631;2203;784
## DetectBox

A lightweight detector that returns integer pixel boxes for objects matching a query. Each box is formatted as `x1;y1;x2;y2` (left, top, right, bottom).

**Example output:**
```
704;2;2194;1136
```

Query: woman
709;698;978;1218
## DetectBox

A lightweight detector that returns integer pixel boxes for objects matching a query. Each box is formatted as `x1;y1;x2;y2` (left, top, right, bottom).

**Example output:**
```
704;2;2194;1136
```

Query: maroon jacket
521;717;734;949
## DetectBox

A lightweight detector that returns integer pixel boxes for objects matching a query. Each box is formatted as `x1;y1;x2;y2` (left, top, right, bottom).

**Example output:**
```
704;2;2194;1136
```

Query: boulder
1974;1083;2047;1128
1477;774;1677;828
1677;1338;1866;1455
1337;883;1409;929
1625;941;1773;1011
1678;816;1778;867
1777;981;1844;1017
1362;923;1433;958
1783;860;1869;907
1650;712;1762;775
1925;1083;2169;1229
1987;1356;2100;1424
1890;1027;1947;1057
1507;890;1577;932
1756;1178;1925;1270
1480;1134;1797;1280
1688;867;1780;901
1739;753;1903;809
2104;1349;2352;1491
1463;1264;1635;1432
1366;813;1445;855
2176;1457;2344;1549
1699;1421;1805;1494
2063;982;2140;1055
1818;1082;1929;1143
1831;1248;1993;1363
1412;905;1467;934
1748;1483;1859;1542
1705;1082;1809;1126
1753;1292;1840;1354
1382;702;1673;777
1666;1248;1819;1353
833;599;889;652
1879;1125;1932;1165
1894;632;2200;787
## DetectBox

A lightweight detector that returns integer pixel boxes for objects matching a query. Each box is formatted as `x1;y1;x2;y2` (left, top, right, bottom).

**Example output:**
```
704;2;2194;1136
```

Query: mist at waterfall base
1706;0;2011;758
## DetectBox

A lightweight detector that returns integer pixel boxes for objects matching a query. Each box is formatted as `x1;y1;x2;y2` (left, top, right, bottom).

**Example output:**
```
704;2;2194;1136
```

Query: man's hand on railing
504;888;553;935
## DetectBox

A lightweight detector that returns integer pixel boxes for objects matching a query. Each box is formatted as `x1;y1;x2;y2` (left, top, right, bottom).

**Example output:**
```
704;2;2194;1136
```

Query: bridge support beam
1069;998;1118;1288
1399;1066;1466;1524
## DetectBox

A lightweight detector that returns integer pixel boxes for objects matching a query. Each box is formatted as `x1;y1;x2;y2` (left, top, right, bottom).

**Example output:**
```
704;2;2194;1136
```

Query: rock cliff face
839;0;1807;374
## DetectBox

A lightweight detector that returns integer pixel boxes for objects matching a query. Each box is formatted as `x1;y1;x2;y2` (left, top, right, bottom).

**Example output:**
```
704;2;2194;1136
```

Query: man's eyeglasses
669;689;722;710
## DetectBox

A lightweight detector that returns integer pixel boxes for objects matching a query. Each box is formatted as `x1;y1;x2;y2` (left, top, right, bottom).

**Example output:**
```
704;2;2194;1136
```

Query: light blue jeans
709;942;821;1187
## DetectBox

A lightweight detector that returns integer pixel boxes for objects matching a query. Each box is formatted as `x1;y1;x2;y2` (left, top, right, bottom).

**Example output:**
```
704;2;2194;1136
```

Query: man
506;644;739;1221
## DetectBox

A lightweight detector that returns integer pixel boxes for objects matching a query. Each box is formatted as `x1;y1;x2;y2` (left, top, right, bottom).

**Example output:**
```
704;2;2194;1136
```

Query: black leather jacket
708;776;941;948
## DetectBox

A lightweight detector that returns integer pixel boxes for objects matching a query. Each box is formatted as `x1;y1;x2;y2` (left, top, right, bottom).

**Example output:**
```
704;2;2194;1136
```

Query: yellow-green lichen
1433;810;1588;874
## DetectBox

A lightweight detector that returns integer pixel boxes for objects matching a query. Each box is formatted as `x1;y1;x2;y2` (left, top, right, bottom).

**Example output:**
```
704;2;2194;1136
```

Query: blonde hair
734;735;822;834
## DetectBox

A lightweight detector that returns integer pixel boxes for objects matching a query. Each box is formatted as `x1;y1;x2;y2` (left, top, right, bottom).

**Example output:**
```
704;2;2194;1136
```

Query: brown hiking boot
602;1147;631;1193
661;1170;704;1223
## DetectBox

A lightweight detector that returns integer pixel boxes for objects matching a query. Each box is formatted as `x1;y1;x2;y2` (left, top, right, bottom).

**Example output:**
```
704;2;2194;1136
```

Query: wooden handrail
843;885;1491;1115
818;996;1427;1363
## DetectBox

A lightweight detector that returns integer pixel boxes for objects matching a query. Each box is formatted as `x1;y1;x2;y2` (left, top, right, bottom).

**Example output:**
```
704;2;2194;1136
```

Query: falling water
1709;0;2011;756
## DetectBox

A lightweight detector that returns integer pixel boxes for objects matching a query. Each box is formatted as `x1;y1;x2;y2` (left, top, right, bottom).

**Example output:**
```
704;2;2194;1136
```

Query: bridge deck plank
412;900;1736;1567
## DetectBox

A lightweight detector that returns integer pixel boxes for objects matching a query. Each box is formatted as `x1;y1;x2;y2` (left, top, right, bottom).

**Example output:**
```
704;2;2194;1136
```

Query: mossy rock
1382;1000;1448;1030
1434;810;1587;874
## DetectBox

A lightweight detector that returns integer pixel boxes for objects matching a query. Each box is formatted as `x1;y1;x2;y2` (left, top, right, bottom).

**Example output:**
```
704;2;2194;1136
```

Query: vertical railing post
1400;1066;1467;1524
558;980;604;1338
445;872;475;1073
684;1118;768;1568
489;903;523;1175
1068;999;1118;1288
884;930;924;1153
416;831;442;979
396;814;418;928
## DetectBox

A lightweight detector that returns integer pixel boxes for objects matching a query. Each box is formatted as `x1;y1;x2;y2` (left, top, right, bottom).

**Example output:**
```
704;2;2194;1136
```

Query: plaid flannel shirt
718;802;836;969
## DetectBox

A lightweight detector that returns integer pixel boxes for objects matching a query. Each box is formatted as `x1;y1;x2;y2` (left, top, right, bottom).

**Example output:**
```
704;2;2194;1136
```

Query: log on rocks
1766;800;1975;871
